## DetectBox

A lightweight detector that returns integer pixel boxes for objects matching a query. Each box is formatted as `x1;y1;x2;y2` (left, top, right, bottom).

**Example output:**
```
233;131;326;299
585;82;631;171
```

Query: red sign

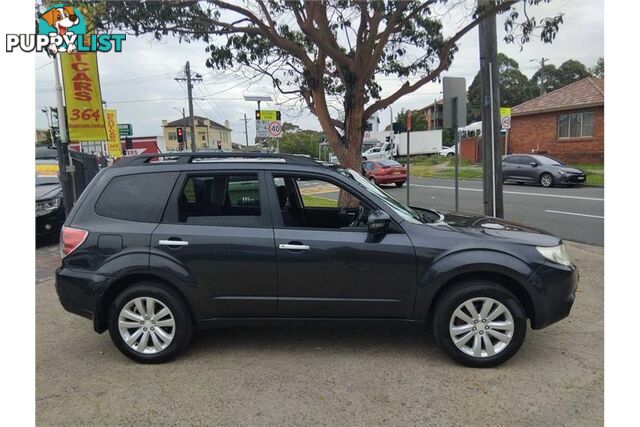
407;110;412;131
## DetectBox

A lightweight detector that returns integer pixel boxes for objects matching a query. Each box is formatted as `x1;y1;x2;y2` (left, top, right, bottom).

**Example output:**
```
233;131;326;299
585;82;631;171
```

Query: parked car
502;154;586;188
439;145;457;157
362;142;394;161
36;174;65;238
56;152;577;367
362;159;407;187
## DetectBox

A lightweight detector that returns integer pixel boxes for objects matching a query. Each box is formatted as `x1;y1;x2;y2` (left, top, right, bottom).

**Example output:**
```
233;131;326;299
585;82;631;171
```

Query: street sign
268;121;282;138
443;77;467;129
500;107;512;130
118;123;133;136
255;110;281;121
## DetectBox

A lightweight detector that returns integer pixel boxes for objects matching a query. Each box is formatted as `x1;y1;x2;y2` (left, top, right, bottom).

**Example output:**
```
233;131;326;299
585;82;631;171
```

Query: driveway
36;241;603;425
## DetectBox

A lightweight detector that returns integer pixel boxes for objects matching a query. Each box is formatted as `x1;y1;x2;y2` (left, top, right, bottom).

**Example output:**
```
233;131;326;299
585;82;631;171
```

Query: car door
267;171;417;319
151;171;277;318
502;156;517;180
519;156;538;182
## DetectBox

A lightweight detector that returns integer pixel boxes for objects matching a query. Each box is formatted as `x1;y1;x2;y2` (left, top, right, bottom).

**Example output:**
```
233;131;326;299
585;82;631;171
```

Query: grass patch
409;164;483;180
568;163;604;186
302;194;337;208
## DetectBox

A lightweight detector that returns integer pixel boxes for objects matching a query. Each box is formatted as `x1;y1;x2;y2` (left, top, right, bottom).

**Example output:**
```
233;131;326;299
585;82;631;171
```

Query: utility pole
242;113;250;147
478;0;503;218
53;54;76;214
531;57;549;96
175;61;202;152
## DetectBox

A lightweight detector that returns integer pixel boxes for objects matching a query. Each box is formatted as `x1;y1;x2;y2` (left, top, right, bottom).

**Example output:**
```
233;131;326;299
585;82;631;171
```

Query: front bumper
36;207;65;236
529;262;579;329
558;173;587;185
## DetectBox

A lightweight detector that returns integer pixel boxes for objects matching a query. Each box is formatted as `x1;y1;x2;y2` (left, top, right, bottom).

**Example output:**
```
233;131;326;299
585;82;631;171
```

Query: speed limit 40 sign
500;107;512;130
267;120;282;138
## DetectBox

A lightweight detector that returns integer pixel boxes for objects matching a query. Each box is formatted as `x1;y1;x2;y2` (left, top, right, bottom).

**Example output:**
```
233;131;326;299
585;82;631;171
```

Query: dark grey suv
56;153;578;367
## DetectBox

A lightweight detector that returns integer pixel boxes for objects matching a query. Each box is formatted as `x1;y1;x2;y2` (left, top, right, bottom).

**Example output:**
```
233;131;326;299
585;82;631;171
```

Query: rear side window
95;172;178;222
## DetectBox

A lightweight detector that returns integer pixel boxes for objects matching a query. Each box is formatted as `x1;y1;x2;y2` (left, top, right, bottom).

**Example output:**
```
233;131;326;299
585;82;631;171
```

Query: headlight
36;197;61;216
537;243;572;266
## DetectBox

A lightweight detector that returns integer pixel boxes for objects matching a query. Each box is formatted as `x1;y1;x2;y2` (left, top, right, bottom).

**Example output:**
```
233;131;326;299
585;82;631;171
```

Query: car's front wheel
432;280;527;367
395;181;405;187
540;172;554;188
108;282;193;364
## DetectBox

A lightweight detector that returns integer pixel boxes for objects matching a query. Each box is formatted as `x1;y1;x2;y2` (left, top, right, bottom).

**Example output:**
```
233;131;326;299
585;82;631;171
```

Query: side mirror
530;161;538;167
368;210;391;235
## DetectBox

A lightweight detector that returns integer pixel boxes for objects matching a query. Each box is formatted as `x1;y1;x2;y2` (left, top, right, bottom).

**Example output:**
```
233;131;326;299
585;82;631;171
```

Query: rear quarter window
95;172;178;222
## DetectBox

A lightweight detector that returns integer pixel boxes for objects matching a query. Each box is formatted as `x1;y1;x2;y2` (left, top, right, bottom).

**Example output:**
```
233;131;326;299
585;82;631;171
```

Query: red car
362;159;407;187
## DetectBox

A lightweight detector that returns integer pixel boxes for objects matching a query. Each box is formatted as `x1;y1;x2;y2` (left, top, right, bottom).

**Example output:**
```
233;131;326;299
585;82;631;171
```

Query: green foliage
278;127;325;158
590;57;604;79
394;108;429;133
531;59;591;94
467;53;536;120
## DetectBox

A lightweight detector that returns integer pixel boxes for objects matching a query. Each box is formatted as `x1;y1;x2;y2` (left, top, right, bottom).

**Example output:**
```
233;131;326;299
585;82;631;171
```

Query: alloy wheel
448;297;514;358
540;174;553;187
118;297;175;354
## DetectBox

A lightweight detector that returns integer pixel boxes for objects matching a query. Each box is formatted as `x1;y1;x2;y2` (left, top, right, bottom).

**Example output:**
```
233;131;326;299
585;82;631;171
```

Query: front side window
273;175;370;229
95;172;178;222
558;111;594;138
177;174;261;226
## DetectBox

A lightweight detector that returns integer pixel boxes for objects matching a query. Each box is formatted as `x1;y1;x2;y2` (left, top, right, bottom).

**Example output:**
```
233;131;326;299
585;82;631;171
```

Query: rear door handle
279;243;310;250
159;239;189;247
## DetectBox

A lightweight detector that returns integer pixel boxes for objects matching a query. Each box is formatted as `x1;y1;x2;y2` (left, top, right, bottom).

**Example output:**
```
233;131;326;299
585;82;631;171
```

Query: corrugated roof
512;77;604;116
165;116;231;131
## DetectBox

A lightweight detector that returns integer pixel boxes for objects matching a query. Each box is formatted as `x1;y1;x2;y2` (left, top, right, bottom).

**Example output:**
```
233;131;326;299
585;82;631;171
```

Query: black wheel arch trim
413;249;541;325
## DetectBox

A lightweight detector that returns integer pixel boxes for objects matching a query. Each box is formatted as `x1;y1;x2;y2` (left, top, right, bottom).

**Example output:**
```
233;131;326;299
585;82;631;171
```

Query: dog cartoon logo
38;4;86;53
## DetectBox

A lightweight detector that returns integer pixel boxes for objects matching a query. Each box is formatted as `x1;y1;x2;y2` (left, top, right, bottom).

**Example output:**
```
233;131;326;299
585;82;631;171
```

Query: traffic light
176;127;184;143
385;136;391;143
125;137;133;150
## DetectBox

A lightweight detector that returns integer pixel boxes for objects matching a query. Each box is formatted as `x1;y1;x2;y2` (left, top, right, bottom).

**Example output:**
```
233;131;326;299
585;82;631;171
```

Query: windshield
338;168;423;223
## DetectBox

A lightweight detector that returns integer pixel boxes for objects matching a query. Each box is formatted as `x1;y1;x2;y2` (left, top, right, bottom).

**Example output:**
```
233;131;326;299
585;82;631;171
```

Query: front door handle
279;243;310;250
159;239;189;247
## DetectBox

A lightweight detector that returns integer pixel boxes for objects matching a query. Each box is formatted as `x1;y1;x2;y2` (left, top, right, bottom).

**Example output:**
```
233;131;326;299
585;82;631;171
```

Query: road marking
408;184;604;202
544;209;604;219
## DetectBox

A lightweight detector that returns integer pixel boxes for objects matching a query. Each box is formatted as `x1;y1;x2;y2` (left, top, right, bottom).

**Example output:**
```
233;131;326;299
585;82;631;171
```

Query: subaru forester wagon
56;152;578;367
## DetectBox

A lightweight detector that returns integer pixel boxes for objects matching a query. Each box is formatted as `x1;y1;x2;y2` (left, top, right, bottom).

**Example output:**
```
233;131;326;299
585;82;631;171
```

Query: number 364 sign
61;52;107;141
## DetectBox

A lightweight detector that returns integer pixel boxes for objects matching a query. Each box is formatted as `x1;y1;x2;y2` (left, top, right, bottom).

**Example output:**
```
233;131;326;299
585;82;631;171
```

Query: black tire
362;157;368;161
447;153;455;157
395;181;405;187
369;176;376;185
539;172;554;188
432;280;527;368
108;281;193;364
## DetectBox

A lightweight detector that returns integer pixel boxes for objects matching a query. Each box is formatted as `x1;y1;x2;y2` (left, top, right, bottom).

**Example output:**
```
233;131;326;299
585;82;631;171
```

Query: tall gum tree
86;0;563;170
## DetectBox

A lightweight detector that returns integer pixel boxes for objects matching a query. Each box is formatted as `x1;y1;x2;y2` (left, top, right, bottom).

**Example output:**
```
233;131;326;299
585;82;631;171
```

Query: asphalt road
37;241;603;425
373;177;604;246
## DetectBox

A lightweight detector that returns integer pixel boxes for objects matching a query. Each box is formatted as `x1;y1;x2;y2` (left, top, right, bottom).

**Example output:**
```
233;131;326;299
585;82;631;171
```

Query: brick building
509;77;604;163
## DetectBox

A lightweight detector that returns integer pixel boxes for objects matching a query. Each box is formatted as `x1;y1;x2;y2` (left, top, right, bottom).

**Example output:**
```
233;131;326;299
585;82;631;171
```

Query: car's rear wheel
369;176;377;185
395;181;405;187
447;153;455;157
540;172;554;188
108;282;193;364
432;280;527;367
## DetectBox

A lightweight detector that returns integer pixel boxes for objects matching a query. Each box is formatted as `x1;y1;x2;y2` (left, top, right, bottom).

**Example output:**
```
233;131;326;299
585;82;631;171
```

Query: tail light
60;226;88;258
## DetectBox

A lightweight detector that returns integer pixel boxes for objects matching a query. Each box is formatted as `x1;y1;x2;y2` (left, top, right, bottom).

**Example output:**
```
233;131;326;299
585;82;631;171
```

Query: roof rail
113;152;322;168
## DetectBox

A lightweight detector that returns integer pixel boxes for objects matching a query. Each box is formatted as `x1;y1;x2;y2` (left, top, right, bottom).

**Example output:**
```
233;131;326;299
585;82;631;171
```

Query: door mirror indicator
368;210;391;235
530;162;538;167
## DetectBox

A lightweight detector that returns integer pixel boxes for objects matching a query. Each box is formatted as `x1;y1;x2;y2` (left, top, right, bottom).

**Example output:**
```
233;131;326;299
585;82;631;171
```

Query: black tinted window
95;172;178;222
177;174;262;226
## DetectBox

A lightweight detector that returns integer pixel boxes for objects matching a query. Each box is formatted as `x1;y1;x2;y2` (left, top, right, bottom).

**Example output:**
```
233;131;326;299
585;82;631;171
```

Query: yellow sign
500;107;512;118
61;52;107;141
104;109;122;159
35;163;59;176
256;110;279;121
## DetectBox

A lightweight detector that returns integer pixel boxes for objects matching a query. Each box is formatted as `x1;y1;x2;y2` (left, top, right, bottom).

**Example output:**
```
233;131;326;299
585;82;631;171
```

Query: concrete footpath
36;242;603;426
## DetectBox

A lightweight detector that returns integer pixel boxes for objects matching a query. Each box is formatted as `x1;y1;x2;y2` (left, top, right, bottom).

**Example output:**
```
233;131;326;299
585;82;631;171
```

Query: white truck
395;129;442;156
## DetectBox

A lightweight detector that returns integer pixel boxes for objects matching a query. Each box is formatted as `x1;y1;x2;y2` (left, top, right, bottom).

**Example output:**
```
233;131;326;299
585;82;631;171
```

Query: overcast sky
35;0;603;144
